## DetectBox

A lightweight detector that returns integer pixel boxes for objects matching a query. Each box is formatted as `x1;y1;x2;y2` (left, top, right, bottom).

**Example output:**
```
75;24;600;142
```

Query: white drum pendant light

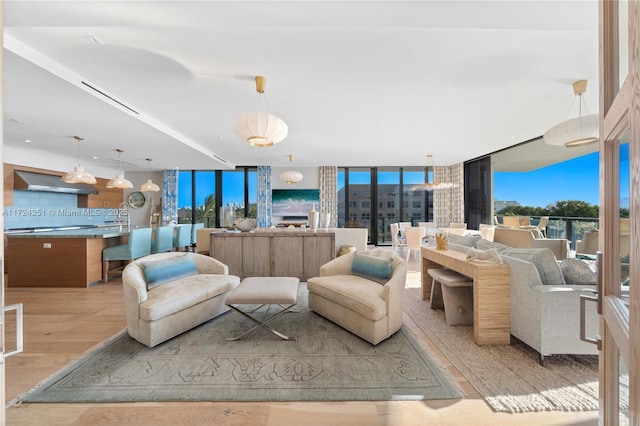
233;76;288;147
543;80;599;148
280;155;303;184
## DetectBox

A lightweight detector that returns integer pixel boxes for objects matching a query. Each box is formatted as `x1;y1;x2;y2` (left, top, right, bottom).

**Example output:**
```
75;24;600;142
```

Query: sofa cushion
351;252;392;284
446;234;481;247
140;274;240;321
559;258;597;284
501;247;566;285
141;255;198;290
307;275;387;321
476;239;511;252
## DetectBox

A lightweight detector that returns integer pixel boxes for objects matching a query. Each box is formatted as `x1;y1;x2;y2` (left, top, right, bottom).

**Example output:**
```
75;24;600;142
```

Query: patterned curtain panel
433;163;464;228
162;169;178;225
257;166;272;228
319;166;338;227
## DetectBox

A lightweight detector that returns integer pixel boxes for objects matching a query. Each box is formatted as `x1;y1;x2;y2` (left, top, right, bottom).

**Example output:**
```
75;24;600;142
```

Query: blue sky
495;143;629;208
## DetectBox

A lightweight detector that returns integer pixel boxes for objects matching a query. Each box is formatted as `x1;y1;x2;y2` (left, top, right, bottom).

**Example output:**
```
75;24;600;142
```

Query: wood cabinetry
210;231;335;280
80;177;123;208
3;163;122;208
7;233;126;287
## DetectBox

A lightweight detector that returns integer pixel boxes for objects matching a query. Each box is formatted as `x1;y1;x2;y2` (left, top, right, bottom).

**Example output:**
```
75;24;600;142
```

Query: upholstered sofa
494;227;570;260
122;252;240;347
307;248;407;345
449;241;599;364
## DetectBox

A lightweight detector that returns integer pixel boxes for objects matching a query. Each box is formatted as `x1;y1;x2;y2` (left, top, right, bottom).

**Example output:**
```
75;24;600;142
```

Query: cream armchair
494;227;570;260
501;255;598;365
307;248;407;345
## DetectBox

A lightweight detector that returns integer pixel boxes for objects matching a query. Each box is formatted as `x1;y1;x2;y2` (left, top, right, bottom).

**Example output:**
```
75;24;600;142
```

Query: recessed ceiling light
24;139;33;143
92;156;99;160
84;35;105;45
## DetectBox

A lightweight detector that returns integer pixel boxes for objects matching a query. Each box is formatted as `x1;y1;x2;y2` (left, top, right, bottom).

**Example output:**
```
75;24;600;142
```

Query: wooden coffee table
225;276;300;341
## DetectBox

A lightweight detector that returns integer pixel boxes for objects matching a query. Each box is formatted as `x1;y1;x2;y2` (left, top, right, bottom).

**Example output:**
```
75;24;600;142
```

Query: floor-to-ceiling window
338;166;431;245
178;168;256;227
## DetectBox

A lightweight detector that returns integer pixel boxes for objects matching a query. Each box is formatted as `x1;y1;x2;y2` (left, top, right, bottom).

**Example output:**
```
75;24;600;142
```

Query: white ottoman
225;276;300;340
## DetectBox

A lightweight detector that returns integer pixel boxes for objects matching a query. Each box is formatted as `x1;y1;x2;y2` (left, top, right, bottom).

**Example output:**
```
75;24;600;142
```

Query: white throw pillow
560;258;597;285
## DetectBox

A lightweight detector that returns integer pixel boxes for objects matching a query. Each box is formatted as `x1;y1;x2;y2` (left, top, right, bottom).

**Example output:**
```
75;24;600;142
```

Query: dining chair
404;226;426;262
173;223;192;252
479;224;496;242
398;221;412;233
536;216;549;238
501;216;520;228
390;223;406;250
419;221;438;237
449;222;467;229
102;227;153;282
151;226;174;254
190;223;205;252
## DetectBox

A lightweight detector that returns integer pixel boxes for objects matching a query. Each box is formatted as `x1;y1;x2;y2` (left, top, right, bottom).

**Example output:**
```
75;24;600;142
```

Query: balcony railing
496;216;600;250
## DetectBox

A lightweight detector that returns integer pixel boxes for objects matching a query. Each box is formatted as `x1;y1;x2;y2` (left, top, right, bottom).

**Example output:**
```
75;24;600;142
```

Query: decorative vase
220;204;235;228
319;212;331;231
308;203;319;231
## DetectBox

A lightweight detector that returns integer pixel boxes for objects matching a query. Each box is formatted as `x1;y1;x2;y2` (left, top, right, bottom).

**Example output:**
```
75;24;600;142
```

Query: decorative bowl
234;218;257;232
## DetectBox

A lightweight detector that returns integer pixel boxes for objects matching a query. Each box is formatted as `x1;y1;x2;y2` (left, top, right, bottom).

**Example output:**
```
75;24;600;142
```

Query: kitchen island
7;227;129;287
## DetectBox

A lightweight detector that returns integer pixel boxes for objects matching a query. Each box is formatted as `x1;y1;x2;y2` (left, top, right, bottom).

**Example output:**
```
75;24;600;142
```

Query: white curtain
433;163;464;228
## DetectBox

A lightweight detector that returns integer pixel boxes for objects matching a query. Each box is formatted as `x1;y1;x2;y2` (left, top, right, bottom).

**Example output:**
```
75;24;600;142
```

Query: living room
2;1;639;425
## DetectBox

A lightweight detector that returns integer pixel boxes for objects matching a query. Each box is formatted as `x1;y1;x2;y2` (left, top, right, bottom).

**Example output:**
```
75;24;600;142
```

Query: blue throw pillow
141;255;198;290
350;253;393;284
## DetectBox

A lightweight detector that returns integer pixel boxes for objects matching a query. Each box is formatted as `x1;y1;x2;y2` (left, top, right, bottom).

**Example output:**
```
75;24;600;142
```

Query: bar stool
151;226;174;254
190;223;204;252
172;224;191;252
427;268;474;326
102;228;153;282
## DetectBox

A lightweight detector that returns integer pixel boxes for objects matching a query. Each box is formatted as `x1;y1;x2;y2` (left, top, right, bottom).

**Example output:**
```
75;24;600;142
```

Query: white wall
122;170;163;228
271;167;319;190
271;167;320;225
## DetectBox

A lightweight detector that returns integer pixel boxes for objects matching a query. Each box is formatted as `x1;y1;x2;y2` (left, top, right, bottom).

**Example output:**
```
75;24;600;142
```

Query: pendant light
106;149;133;189
280;154;303;184
140;158;160;192
61;136;97;184
411;155;456;191
233;76;288;147
543;80;599;148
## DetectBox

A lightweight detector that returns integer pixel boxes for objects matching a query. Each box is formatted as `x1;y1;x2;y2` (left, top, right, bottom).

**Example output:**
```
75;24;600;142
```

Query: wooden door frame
599;0;639;424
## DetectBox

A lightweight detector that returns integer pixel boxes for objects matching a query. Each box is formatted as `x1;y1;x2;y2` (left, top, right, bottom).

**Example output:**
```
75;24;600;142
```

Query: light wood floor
4;258;600;426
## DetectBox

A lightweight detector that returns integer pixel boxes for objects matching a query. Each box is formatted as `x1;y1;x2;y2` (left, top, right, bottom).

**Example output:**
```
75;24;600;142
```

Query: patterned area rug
403;286;601;413
18;285;459;403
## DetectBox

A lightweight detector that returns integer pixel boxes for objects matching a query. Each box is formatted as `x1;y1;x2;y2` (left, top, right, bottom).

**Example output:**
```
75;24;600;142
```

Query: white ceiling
3;1;600;175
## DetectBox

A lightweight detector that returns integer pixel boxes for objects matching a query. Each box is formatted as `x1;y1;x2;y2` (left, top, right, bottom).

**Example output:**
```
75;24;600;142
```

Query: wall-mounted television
272;189;320;218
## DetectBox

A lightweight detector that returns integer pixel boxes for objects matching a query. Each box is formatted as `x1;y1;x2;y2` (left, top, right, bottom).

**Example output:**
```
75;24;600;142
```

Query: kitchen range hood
14;170;99;195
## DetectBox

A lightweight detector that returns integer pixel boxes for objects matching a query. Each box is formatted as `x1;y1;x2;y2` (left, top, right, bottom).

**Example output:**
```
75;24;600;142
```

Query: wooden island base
7;232;126;287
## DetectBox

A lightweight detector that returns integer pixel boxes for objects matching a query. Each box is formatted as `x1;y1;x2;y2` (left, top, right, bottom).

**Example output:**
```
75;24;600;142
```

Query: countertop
6;227;129;239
